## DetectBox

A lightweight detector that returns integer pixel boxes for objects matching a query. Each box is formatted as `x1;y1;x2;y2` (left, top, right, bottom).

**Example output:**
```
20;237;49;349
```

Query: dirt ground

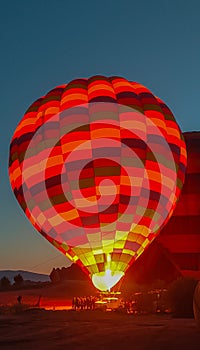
0;310;200;350
1;285;200;349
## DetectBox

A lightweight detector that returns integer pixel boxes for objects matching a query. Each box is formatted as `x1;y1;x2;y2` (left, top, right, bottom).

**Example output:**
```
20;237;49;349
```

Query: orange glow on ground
0;291;72;310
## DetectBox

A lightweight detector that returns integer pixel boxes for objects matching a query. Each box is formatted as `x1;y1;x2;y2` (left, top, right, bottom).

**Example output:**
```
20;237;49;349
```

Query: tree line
49;264;88;283
0;274;24;290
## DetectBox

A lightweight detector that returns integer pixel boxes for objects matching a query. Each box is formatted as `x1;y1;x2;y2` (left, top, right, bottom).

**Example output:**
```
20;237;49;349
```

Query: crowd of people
72;296;97;310
71;289;167;313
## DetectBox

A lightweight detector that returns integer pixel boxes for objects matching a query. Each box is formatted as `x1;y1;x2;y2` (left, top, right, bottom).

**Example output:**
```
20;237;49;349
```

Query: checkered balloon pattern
9;76;187;282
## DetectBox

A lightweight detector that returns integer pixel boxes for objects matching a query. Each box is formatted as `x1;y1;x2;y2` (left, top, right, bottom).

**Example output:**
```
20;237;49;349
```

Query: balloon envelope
9;76;187;291
157;132;200;279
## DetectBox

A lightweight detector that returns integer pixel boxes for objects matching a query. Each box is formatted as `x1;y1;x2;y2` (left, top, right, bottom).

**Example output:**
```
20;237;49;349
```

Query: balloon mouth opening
92;269;124;291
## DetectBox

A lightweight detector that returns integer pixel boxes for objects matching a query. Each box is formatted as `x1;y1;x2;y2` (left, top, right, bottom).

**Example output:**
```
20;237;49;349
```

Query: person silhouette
17;295;22;304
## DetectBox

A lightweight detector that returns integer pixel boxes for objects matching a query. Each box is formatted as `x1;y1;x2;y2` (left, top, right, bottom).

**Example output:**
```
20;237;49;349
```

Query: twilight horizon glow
9;76;187;291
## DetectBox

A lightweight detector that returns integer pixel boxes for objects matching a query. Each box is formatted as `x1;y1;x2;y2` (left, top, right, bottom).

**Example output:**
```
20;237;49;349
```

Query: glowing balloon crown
9;76;187;291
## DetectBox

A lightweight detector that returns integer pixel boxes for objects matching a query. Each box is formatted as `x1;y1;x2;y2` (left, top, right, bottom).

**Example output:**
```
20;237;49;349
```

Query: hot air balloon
9;76;187;291
156;131;200;279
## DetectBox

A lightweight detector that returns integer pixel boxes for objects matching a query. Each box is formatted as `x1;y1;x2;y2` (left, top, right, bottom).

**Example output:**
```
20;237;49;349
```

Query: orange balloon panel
9;76;187;291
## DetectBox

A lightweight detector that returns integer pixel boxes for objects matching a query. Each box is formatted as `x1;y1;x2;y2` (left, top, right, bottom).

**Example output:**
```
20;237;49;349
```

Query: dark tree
49;268;60;283
0;276;11;290
14;273;24;287
49;264;89;283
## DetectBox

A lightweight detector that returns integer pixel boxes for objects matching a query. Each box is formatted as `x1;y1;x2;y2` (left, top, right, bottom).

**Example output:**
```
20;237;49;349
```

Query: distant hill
0;270;50;283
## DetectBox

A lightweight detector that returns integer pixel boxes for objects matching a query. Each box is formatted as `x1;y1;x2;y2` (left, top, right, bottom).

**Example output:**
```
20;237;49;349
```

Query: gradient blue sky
1;0;200;275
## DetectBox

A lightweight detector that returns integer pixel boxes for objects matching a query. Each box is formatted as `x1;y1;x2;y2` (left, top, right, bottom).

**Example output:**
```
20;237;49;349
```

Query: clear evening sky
0;0;200;275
